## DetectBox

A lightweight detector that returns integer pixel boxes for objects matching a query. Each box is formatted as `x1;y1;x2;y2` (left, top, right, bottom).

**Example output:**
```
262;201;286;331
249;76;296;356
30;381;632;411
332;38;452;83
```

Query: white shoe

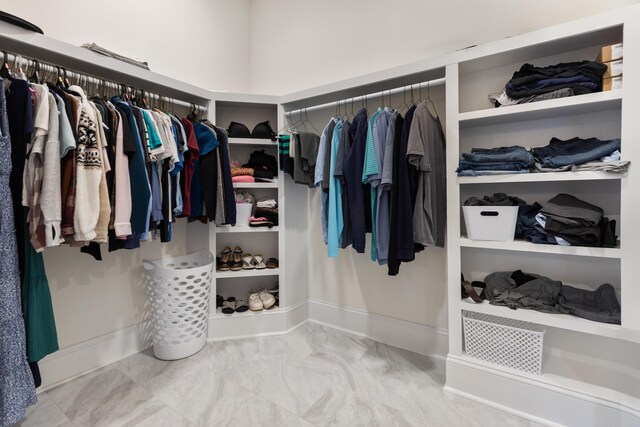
249;291;264;311
259;289;276;310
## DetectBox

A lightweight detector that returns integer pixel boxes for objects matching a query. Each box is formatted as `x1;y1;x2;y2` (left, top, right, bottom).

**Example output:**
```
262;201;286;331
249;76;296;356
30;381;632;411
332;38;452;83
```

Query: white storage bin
463;311;544;375
462;206;519;241
236;202;253;226
143;251;214;360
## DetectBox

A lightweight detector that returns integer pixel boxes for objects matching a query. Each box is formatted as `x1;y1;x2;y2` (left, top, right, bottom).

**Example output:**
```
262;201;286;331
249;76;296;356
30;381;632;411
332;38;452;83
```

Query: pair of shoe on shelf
217;245;279;271
249;288;277;311
217;246;242;271
219;296;249;314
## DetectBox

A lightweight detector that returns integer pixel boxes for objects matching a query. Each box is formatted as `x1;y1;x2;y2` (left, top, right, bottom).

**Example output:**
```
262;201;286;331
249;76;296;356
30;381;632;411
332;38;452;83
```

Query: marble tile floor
18;322;543;427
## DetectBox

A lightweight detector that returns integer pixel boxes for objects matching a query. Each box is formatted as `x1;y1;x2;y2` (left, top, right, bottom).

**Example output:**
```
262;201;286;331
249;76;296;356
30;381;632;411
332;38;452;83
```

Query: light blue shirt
328;120;344;257
316;118;336;244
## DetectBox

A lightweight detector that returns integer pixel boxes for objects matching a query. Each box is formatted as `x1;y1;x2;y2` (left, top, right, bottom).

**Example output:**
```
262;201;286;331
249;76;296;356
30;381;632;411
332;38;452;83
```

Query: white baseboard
308;299;448;360
38;323;151;392
446;355;640;427
207;302;308;341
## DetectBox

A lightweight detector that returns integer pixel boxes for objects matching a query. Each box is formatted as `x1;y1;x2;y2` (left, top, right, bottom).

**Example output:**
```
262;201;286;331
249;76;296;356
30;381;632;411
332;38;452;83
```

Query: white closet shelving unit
445;8;640;426
188;92;305;339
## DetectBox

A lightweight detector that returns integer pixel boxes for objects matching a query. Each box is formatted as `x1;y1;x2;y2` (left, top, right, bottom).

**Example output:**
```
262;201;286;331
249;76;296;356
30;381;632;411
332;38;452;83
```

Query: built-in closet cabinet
187;93;308;339
445;13;640;425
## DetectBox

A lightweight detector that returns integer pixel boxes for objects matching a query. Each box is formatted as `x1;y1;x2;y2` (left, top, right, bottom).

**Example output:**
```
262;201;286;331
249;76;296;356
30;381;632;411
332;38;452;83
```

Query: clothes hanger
1;51;14;81
424;80;439;118
352;97;357;119
303;107;321;134
29;59;41;83
397;85;409;114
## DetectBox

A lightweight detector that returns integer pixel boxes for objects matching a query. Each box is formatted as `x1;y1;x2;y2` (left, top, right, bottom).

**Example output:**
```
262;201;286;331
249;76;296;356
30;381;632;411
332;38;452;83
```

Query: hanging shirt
180;118;200;218
213;126;236;226
141;110;165;159
376;110;399;265
112;98;152;236
388;106;416;276
52;93;75;158
343;108;369;253
361;107;383;261
328;120;344;257
335;121;352;248
317;118;338;244
406;102;446;247
107;105;132;238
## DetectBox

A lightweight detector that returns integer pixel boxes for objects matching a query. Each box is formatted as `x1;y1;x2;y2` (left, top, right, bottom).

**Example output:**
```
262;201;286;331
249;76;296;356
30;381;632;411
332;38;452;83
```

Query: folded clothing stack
532;137;629;173
534;193;616;248
231;159;255;183
250;198;278;228
465;193;617;248
506;60;608;99
457;146;534;176
482;269;620;324
242;150;278;182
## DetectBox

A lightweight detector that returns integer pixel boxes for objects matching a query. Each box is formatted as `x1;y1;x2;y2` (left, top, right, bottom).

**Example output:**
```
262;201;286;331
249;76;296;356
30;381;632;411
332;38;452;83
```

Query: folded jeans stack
483;270;621;324
532;137;629;173
457;146;534;176
534;194;617;247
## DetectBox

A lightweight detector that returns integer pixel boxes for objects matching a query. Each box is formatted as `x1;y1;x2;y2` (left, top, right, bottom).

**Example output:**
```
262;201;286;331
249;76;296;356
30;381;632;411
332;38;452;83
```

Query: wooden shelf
233;182;278;189
215;226;279;233
458;90;623;128
460;299;637;343
216;268;280;279
457;170;626;184
459;237;621;259
228;138;278;146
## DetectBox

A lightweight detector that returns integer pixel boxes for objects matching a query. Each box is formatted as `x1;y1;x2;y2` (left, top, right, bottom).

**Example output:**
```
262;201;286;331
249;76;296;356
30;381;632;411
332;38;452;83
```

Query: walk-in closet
1;2;640;426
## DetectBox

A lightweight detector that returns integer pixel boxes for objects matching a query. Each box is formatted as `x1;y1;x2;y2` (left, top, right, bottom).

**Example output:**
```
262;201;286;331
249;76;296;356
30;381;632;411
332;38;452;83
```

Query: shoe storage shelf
445;12;640;425
187;94;300;340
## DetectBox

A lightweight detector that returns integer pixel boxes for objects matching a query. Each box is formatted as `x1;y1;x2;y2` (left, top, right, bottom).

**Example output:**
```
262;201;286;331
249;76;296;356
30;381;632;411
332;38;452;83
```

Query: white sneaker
249;291;264;311
259;289;276;310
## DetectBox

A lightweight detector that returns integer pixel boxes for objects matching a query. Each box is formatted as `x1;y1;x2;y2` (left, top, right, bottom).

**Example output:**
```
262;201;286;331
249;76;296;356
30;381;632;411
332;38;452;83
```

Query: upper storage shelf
458;24;623;113
458;90;622;128
0;22;212;105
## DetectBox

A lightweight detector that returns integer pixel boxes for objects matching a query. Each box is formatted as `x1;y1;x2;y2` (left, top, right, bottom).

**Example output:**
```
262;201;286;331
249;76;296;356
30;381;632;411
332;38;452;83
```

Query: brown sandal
265;258;279;269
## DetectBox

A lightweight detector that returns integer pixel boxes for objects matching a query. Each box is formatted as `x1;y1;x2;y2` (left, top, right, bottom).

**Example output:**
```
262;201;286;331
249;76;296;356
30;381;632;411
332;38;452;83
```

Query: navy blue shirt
388;106;415;276
343;108;368;253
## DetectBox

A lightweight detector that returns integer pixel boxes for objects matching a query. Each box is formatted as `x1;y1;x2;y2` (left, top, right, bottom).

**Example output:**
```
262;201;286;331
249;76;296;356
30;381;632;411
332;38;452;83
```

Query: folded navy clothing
506;61;607;99
532;137;620;168
515;203;550;244
464;193;527;207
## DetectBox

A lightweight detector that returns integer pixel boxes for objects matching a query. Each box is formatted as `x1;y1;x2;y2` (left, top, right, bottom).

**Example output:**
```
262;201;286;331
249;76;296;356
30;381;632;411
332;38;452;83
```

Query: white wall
250;0;640;94
2;0;252;92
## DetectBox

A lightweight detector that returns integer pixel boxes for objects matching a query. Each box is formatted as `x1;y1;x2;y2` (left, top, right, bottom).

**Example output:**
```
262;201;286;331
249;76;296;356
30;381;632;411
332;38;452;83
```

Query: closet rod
2;51;208;112
284;77;446;116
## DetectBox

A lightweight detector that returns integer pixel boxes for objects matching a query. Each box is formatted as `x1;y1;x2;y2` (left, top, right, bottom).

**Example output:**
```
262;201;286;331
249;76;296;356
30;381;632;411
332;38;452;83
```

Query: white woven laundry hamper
143;251;214;360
